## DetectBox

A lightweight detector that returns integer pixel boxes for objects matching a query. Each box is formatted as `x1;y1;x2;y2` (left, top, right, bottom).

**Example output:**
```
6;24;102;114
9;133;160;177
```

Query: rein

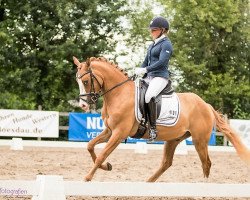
77;68;136;104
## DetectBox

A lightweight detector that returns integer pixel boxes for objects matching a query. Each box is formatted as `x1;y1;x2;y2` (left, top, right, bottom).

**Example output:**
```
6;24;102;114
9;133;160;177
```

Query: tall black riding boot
147;97;158;141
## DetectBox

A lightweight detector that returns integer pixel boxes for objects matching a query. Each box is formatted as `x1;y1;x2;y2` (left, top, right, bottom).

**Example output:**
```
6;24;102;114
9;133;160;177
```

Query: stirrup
148;127;157;141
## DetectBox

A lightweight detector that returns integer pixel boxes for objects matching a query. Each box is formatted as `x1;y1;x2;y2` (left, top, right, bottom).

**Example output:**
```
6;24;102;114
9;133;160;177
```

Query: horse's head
73;56;103;111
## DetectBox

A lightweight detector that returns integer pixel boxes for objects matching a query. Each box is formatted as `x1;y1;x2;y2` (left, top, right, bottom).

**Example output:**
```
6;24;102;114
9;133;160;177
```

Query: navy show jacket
141;37;173;79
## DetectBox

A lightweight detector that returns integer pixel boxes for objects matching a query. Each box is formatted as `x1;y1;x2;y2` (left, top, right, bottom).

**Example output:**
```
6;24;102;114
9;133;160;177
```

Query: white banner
0;109;59;138
230;119;250;147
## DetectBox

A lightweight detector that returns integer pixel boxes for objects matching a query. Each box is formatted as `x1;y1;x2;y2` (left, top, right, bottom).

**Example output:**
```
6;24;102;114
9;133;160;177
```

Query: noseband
77;68;135;104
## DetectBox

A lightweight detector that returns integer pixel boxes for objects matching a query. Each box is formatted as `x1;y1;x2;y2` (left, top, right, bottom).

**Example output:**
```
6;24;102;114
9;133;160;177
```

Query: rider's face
150;28;162;40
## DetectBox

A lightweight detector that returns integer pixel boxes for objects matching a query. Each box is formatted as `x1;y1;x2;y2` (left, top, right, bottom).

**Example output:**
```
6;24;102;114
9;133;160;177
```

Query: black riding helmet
149;16;169;30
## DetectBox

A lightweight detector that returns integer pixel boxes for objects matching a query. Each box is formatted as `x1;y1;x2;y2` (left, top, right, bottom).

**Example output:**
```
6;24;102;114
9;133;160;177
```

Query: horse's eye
83;80;88;86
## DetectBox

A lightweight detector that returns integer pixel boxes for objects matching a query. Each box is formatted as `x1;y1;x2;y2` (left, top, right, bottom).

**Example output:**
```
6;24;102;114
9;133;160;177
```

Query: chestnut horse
73;56;250;182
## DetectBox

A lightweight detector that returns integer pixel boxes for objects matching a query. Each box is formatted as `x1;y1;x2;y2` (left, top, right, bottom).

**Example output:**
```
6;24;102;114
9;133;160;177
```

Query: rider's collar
154;35;166;46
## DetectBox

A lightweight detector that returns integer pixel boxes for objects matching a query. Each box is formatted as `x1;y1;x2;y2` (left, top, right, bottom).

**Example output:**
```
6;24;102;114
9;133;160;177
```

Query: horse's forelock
85;57;101;68
85;58;91;67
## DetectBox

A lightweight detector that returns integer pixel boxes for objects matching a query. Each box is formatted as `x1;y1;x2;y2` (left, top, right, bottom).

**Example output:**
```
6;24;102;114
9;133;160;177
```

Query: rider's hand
135;68;147;75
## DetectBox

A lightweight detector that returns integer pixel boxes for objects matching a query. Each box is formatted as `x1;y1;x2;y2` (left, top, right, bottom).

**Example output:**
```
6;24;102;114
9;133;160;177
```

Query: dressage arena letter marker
10;138;23;150
134;141;148;154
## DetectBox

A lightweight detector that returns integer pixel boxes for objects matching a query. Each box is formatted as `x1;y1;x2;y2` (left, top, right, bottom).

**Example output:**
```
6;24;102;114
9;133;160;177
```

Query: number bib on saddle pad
135;81;180;127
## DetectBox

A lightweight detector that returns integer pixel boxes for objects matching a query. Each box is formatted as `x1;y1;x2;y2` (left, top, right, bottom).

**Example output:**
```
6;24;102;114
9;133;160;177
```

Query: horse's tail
209;105;250;165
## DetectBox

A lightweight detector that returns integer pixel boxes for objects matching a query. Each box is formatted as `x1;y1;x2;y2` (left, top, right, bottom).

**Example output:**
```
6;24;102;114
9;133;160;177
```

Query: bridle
76;68;135;105
76;68;102;104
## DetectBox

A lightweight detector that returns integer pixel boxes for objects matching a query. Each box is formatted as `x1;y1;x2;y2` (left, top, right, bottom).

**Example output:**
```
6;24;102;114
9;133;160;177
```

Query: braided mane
86;57;128;77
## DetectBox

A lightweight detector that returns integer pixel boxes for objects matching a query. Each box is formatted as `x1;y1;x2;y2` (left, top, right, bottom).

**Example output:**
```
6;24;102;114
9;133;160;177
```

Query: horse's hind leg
87;128;112;171
193;139;211;178
147;131;191;182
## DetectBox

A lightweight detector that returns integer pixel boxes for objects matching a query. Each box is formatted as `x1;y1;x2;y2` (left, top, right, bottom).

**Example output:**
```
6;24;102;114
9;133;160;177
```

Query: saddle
132;79;174;139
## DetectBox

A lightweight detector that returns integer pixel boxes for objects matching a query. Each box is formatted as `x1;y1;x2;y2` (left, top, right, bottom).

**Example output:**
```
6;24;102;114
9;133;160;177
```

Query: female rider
135;16;173;140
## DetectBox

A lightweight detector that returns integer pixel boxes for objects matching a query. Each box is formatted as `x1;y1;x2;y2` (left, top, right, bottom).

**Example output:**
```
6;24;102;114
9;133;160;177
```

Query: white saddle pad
135;83;180;126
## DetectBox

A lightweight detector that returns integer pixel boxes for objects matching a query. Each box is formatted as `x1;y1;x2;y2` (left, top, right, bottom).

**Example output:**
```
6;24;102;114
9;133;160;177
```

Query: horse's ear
73;56;80;67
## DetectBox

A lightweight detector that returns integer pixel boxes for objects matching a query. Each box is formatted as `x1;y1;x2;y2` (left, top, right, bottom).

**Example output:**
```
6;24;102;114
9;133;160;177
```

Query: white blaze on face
77;78;90;111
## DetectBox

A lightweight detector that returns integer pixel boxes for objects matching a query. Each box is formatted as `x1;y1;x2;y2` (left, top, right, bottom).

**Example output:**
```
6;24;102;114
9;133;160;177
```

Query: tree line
0;0;249;119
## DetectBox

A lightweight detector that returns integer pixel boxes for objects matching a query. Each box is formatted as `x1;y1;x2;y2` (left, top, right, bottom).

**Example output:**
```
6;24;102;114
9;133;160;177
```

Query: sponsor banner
68;113;156;143
0;109;59;138
68;113;164;143
69;113;194;145
230;119;250;147
68;113;104;141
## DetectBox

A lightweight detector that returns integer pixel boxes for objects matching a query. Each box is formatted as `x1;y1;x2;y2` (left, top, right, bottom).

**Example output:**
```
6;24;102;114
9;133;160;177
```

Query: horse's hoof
107;162;112;171
84;175;92;182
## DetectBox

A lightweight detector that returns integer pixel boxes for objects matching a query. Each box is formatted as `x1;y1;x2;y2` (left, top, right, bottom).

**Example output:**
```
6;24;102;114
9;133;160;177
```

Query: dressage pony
73;56;250;182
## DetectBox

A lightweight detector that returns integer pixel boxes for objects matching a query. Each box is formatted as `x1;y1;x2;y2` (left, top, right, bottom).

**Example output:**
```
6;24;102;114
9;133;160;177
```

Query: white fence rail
64;181;250;197
0;175;249;200
0;138;238;154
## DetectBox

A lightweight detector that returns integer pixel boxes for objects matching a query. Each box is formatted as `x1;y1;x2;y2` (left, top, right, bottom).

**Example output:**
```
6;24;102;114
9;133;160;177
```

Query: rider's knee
145;94;155;103
145;94;157;103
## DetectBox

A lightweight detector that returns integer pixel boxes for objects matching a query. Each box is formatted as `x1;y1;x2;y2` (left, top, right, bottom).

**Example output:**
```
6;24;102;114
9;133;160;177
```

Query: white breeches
144;77;168;103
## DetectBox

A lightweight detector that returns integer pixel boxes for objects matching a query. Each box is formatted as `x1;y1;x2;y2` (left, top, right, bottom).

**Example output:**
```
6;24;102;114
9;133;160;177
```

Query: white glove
135;68;147;75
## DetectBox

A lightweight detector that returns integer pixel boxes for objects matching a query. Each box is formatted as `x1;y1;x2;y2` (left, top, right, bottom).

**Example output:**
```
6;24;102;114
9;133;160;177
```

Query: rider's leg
145;77;168;140
145;77;168;103
147;97;158;140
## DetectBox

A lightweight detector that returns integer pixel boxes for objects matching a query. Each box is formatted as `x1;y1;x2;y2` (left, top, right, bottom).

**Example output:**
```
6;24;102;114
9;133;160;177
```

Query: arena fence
0;175;249;200
0;138;236;154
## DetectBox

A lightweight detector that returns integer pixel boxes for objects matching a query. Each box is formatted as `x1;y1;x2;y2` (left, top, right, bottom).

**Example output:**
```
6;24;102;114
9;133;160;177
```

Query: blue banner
69;113;164;143
68;113;104;141
69;112;216;145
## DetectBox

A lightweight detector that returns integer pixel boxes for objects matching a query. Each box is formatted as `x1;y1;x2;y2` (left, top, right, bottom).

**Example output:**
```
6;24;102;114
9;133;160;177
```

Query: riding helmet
149;16;169;30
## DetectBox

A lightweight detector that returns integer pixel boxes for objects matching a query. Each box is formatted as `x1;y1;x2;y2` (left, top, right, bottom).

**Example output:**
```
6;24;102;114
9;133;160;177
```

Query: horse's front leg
85;130;122;181
87;128;112;171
